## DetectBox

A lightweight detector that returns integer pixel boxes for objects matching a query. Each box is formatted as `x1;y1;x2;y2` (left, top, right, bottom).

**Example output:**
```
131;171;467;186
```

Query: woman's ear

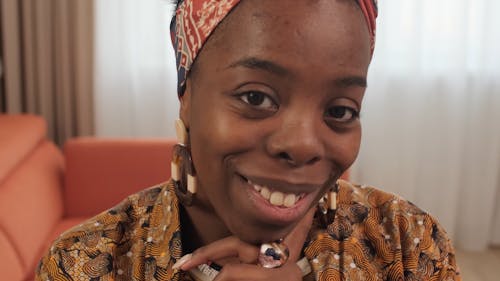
179;79;192;129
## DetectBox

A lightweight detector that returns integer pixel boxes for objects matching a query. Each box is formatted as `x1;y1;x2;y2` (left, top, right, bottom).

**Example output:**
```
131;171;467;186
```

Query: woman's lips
235;173;321;224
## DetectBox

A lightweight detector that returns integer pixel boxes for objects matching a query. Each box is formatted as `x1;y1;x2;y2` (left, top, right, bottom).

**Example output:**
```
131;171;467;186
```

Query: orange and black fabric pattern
36;180;461;281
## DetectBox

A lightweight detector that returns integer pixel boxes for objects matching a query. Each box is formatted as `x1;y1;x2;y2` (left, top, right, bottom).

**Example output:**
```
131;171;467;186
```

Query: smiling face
180;0;371;244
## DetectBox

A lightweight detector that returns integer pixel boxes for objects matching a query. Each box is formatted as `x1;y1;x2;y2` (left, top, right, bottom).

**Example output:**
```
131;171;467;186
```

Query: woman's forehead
189;1;372;98
205;1;371;68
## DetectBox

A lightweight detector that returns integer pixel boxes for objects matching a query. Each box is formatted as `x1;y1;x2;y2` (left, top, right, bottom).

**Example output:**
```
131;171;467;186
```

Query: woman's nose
265;116;324;167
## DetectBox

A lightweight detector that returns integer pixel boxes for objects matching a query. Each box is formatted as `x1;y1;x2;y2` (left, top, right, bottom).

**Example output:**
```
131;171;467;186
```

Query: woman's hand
174;207;316;281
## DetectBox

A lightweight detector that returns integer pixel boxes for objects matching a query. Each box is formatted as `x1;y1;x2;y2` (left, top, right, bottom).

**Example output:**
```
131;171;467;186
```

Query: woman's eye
326;106;359;122
239;91;276;110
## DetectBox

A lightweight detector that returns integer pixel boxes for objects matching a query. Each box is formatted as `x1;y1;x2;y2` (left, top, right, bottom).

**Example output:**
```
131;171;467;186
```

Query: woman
36;0;461;280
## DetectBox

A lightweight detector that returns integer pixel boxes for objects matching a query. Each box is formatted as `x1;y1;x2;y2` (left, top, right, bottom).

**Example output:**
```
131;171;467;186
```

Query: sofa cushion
0;228;24;281
64;138;175;217
0;140;64;278
0;114;46;184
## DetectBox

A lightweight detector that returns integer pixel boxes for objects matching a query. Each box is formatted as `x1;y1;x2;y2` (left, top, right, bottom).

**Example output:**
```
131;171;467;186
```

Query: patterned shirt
36;180;461;281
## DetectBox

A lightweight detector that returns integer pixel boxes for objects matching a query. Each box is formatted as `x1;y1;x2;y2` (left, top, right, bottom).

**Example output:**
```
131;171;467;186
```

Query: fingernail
172;254;192;270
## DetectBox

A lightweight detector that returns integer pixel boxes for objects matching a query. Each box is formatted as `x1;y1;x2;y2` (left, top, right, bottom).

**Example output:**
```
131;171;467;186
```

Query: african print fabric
170;0;378;96
36;179;461;281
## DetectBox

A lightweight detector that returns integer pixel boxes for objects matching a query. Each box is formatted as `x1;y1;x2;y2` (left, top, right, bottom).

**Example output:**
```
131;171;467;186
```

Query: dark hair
171;0;183;8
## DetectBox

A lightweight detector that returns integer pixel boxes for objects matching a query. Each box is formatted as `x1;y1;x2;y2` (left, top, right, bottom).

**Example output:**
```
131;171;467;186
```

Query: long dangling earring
171;119;197;206
317;179;339;227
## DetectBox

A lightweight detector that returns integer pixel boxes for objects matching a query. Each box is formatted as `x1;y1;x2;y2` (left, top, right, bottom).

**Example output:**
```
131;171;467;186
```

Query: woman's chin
233;228;291;245
226;217;298;245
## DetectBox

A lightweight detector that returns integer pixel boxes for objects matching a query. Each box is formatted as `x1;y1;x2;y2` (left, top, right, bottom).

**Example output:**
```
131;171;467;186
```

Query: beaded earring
171;119;197;206
317;180;339;227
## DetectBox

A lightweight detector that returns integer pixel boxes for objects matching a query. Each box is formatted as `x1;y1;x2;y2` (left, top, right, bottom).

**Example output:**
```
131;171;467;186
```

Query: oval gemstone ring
258;239;290;268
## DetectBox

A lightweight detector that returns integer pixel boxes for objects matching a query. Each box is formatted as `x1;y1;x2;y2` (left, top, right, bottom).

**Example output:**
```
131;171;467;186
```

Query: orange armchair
0;115;174;281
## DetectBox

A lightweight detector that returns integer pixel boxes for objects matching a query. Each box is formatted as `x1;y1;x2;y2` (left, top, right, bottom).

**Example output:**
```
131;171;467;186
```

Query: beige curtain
352;0;500;251
0;0;94;145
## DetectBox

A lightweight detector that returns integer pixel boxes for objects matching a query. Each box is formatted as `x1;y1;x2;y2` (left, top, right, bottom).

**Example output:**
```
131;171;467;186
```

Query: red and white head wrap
170;0;378;96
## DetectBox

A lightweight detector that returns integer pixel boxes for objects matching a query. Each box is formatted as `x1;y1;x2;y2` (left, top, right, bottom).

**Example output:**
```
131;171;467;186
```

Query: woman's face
181;0;371;243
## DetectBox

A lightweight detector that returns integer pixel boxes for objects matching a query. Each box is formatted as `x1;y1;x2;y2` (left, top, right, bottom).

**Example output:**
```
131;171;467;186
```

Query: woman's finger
175;206;317;271
214;262;303;281
175;236;259;270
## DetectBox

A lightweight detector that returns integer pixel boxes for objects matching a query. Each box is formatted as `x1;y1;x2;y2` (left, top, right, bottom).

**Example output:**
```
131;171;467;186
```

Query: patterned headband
170;0;378;96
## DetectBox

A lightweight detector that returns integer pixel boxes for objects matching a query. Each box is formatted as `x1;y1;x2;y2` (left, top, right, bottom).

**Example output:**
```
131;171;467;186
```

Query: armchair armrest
63;138;175;217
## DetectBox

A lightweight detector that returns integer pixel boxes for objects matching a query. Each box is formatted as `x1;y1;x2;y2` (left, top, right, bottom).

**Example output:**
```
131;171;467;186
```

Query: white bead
175;119;188;145
188;174;197;194
171;162;180;181
328;192;337;210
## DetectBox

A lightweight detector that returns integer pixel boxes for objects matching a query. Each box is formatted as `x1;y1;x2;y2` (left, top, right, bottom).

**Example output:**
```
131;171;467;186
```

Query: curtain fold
0;0;94;145
351;0;500;251
94;0;178;138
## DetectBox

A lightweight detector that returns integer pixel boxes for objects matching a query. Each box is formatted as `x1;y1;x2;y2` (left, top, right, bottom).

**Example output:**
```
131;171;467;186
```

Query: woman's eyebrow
227;57;366;88
335;76;367;88
227;57;289;76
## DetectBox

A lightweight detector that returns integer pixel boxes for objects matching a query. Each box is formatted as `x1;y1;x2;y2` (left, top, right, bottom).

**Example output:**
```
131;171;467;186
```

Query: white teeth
245;176;303;208
260;187;271;200
283;194;297;208
258;185;302;208
269;191;284;206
